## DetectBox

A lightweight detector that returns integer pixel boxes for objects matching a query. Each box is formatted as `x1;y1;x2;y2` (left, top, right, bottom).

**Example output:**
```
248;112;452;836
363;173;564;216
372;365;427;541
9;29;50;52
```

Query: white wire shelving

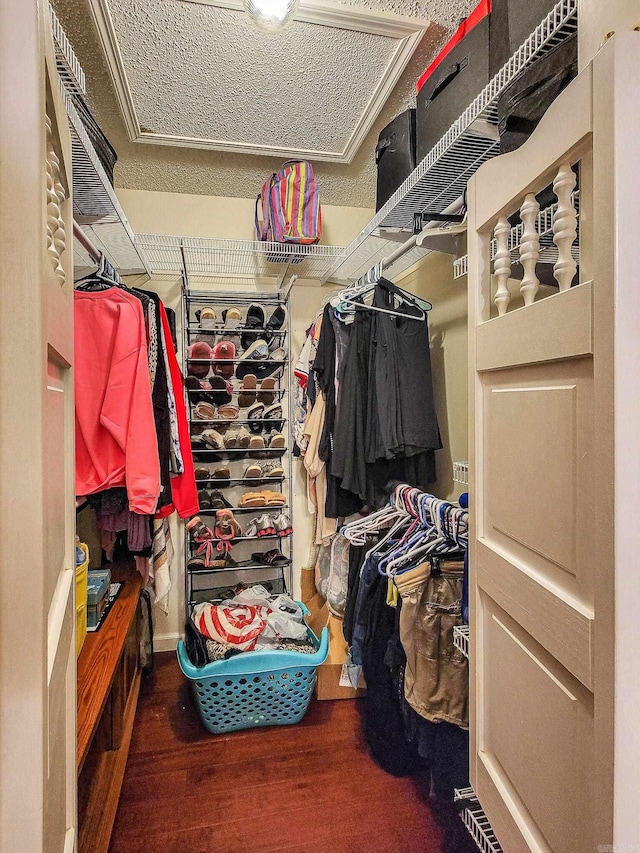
454;624;469;659
50;7;85;97
453;461;469;485
453;191;580;280
454;788;504;853
323;0;578;286
50;8;148;277
136;234;344;287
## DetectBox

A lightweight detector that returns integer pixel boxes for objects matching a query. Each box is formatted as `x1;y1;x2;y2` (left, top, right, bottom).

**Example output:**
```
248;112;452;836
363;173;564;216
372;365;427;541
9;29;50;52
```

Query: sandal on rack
215;509;241;541
201;428;225;450
261;462;285;481
235;426;251;448
193;401;216;420
268;431;286;449
260;548;289;566
210;489;233;509
211;467;231;485
238;491;268;508
217;403;239;420
243;462;262;479
257;378;276;405
238;374;257;409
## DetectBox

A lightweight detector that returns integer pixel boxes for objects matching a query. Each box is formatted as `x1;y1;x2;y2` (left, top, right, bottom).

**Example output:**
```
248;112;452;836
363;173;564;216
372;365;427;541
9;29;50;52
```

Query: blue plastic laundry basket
177;604;329;734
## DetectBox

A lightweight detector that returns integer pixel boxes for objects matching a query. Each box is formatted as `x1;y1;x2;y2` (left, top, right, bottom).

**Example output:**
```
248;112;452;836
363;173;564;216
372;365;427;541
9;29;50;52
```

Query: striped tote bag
255;161;322;251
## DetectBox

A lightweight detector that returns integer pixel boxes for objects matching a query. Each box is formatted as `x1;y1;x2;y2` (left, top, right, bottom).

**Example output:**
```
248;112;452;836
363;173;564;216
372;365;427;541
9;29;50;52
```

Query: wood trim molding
87;0;430;163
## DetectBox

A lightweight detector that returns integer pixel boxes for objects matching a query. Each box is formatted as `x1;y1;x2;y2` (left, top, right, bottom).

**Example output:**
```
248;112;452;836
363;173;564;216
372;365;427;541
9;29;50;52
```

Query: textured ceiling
52;0;476;208
106;0;412;158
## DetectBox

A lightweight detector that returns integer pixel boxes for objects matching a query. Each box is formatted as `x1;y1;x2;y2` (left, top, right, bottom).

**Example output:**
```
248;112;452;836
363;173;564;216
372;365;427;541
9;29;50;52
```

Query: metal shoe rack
182;291;293;615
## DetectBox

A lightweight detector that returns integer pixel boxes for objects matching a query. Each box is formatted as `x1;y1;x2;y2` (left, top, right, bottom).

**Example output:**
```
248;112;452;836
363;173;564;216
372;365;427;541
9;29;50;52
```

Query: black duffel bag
497;33;577;154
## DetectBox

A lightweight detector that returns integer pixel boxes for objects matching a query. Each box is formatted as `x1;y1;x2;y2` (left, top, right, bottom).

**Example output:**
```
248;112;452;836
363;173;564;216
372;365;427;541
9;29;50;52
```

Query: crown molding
88;0;430;163
181;0;431;37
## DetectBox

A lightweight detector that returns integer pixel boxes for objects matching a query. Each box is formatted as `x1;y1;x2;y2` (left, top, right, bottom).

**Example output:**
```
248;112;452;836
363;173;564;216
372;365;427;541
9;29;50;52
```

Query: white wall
117;188;370;650
399;251;469;503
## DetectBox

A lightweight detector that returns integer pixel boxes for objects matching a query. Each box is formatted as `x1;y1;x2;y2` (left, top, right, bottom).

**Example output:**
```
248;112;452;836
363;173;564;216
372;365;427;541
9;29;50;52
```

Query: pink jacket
74;288;160;514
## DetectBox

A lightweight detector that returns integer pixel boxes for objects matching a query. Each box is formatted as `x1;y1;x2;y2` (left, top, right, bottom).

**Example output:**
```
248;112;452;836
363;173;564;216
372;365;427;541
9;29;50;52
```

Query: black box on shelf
489;0;560;77
415;0;491;164
375;109;416;212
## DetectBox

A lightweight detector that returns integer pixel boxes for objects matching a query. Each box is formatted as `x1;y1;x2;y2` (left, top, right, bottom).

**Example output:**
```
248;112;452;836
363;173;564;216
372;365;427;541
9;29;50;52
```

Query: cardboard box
301;567;366;701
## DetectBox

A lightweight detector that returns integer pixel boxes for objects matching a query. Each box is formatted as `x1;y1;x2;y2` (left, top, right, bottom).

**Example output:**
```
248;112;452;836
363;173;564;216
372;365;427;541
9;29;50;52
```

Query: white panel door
0;2;77;851
467;35;640;852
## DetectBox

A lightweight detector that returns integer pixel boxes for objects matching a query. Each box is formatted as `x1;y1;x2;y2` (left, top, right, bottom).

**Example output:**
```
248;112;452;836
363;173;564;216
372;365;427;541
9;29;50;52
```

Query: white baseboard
154;631;182;653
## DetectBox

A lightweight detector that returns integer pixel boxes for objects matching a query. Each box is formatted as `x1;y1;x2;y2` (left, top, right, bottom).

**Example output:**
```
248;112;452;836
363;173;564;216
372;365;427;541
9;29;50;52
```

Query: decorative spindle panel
493;216;511;316
519;193;540;306
552;164;577;291
45;112;67;286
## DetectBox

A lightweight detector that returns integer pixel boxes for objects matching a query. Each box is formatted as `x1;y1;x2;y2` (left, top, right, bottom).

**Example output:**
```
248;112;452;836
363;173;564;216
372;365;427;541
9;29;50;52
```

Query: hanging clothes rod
73;219;100;263
372;195;466;280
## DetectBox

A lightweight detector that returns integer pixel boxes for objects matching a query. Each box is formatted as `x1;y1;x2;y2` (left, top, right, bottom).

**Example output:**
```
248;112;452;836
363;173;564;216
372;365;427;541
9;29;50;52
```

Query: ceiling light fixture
244;0;299;32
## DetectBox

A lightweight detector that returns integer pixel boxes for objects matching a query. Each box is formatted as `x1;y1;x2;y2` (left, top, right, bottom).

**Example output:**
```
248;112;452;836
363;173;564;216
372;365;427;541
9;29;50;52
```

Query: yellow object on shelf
76;542;89;657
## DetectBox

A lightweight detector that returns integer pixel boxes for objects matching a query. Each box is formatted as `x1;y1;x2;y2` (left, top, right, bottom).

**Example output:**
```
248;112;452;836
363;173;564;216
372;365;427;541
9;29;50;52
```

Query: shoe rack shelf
188;560;292;576
198;505;290;514
183;291;293;613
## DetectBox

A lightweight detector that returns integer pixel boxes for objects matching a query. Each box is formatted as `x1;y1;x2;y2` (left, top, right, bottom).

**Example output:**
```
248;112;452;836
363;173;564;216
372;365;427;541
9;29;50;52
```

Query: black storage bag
416;15;491;163
490;0;561;76
375;109;416;212
70;91;118;185
497;33;577;153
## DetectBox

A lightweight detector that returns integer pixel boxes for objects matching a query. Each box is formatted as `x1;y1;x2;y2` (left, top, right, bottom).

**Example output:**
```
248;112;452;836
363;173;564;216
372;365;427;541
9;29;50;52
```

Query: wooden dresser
77;568;143;853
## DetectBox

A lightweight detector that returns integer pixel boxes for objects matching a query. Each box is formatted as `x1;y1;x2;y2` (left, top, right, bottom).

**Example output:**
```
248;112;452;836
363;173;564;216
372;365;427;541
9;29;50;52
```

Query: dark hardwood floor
109;652;469;853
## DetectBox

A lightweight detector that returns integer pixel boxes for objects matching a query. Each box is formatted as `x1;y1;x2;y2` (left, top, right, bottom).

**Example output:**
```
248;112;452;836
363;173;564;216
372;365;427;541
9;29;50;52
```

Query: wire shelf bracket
453;624;469;659
454;788;504;853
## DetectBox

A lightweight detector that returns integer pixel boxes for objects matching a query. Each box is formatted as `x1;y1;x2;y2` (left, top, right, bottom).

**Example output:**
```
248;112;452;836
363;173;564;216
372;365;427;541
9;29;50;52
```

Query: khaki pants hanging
396;561;469;729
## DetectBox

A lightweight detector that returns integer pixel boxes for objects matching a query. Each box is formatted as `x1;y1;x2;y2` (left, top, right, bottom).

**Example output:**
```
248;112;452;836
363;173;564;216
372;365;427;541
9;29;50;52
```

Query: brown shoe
238;374;257;408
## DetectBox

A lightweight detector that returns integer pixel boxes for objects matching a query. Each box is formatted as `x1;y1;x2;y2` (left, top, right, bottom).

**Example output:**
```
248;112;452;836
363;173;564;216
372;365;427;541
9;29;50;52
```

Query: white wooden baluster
493;216;511;316
519;193;540;306
552;163;577;291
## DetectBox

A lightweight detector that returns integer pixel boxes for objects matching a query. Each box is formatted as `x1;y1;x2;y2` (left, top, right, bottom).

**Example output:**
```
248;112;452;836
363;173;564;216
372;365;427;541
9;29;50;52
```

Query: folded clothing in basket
188;585;314;666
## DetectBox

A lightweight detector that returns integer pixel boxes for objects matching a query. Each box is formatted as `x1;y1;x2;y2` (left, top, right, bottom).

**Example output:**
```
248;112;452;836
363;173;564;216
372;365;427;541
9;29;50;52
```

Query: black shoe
209;376;232;406
264;305;286;347
241;304;265;350
209;489;232;509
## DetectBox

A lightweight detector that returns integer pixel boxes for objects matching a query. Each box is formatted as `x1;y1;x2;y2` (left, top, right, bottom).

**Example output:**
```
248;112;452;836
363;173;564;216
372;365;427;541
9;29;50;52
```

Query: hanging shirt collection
294;281;470;798
295;277;442;541
74;258;198;611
